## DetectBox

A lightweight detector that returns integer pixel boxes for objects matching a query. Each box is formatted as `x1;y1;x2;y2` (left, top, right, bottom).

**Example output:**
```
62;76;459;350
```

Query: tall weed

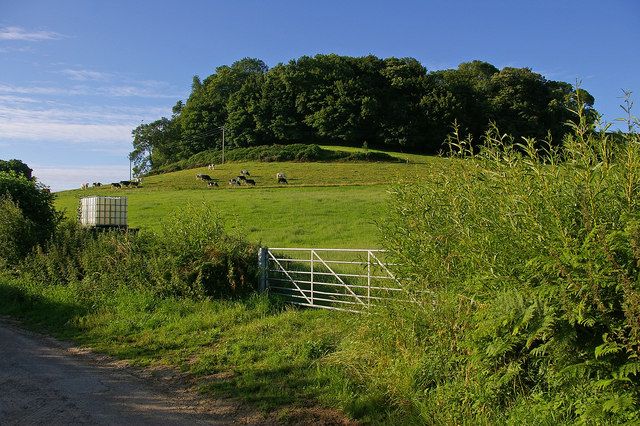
334;96;640;423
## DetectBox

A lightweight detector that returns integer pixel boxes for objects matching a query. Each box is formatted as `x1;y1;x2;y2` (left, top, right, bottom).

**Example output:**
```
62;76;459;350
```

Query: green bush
0;197;36;268
20;203;258;302
332;103;640;423
146;203;259;298
0;171;58;267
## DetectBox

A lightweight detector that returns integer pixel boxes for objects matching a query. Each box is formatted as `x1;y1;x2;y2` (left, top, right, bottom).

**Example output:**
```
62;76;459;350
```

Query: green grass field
55;149;452;248
5;148;453;423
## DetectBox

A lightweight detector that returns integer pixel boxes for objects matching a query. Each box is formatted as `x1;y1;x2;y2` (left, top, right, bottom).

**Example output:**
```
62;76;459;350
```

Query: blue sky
1;0;639;191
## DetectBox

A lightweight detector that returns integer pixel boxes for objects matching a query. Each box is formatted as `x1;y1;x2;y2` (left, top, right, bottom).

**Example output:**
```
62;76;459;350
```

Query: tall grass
328;97;640;423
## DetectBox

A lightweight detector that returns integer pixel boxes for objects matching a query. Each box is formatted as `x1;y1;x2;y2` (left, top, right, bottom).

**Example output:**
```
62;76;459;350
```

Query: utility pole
221;126;225;164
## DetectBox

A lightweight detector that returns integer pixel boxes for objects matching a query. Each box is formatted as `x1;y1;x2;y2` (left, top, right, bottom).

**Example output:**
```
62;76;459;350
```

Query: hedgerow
149;144;399;175
20;204;258;302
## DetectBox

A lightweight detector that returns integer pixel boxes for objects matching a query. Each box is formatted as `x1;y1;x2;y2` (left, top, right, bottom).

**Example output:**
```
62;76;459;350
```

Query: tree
226;72;267;147
0;197;36;267
0;159;33;179
130;116;181;174
294;54;384;146
488;68;595;144
132;55;599;169
0;170;59;266
378;57;430;150
255;62;313;144
180;58;269;156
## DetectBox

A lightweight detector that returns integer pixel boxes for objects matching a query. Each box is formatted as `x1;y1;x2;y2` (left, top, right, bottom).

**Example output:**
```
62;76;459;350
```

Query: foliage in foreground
0;276;357;423
0;171;58;268
7;100;640;423
20;204;258;300
1;201;369;421
331;102;640;423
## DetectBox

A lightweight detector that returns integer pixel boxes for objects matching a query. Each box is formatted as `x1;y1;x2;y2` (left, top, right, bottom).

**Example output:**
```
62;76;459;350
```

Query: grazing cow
228;178;240;186
278;177;288;184
207;164;215;170
208;181;218;187
130;181;140;187
245;178;256;186
240;169;250;176
111;182;121;188
92;182;102;187
236;175;247;181
196;174;212;181
81;183;89;190
120;180;131;187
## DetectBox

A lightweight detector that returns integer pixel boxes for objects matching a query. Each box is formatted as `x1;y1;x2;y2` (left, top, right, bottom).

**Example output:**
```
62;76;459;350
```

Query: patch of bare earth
0;318;356;425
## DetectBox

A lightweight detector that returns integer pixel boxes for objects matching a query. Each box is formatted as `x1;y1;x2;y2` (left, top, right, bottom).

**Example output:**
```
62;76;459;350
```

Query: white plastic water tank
79;196;128;227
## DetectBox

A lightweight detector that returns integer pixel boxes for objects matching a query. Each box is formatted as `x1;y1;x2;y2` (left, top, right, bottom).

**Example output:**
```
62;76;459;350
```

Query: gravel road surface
0;319;264;425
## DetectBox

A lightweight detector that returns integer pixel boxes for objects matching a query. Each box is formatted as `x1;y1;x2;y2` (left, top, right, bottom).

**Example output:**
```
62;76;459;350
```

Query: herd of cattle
196;165;288;188
81;177;142;190
80;165;289;190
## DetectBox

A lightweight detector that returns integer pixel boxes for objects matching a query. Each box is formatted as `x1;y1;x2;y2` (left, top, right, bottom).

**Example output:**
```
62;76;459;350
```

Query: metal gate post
367;250;371;307
258;247;268;291
310;250;315;306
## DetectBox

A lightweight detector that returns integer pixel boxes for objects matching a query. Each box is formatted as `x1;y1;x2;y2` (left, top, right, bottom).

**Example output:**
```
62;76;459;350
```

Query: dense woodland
130;55;595;174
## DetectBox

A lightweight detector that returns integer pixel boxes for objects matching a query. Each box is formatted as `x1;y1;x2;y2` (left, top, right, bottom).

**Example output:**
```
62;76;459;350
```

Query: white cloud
0;81;180;99
0;102;169;146
60;69;112;81
32;165;131;192
99;85;178;98
0;83;69;95
0;120;134;144
0;45;32;53
0;94;40;104
0;26;64;42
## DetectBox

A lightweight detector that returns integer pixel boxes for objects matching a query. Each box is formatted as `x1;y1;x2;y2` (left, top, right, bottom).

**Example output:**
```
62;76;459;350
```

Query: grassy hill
55;147;451;248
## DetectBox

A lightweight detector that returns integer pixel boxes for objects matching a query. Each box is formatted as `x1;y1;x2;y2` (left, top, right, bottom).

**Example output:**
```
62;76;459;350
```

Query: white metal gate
259;247;403;312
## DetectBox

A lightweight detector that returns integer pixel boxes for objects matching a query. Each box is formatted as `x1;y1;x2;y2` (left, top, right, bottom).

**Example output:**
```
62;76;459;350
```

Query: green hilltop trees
130;55;595;174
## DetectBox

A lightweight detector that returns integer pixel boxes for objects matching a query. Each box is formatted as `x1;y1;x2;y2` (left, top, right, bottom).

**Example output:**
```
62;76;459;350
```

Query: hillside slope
55;149;453;247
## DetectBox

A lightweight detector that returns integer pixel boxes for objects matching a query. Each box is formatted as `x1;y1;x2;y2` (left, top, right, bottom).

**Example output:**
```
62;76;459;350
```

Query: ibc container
79;196;128;228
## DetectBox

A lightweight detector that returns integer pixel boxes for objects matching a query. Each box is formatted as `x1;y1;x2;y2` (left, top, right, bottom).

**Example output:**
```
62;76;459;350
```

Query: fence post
367;251;371;307
258;247;268;291
310;250;315;306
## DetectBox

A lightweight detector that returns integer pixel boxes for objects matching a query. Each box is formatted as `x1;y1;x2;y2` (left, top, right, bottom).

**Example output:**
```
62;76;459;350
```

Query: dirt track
0;319;265;425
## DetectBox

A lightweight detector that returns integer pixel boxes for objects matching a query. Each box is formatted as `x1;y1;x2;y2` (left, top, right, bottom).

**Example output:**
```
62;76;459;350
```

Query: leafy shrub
333;101;640;423
147;203;259;298
0;171;58;267
0;197;36;268
22;204;258;301
0;159;33;179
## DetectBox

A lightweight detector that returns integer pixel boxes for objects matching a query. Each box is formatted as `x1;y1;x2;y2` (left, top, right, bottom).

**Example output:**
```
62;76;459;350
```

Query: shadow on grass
0;279;360;420
199;361;389;422
198;364;321;409
0;280;87;340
